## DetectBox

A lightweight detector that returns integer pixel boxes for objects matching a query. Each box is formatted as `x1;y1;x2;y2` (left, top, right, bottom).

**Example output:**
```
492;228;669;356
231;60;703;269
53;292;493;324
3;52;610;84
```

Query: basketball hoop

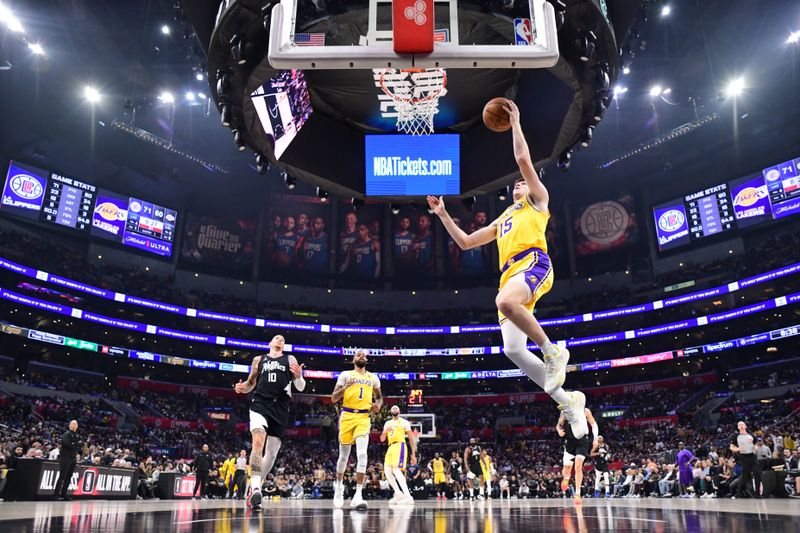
379;68;447;135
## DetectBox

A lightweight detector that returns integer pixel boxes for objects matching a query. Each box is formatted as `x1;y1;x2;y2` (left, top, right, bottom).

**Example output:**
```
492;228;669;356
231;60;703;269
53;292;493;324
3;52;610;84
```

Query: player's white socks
469;487;474;498
539;340;559;358
355;483;363;497
392;469;412;497
251;475;262;493
575;486;581;498
479;486;485;496
486;480;492;494
501;322;571;405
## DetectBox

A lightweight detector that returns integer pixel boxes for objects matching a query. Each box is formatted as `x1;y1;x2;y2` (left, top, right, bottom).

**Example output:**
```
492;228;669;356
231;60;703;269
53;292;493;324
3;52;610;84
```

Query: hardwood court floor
1;496;798;532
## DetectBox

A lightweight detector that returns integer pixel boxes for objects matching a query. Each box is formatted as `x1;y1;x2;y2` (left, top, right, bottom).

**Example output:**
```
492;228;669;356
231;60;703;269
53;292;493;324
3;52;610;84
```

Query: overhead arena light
185;91;196;102
316;187;329;202
284;172;296;190
28;42;45;55
390;203;400;215
255;153;267;174
0;4;24;33
649;85;663;97
725;77;746;98
579;126;594;148
497;187;508;201
159;91;175;104
579;32;597;62
351;198;365;210
220;104;232;128
161;24;171;35
788;31;800;44
195;72;204;81
613;86;628;98
230;35;246;65
661;5;671;17
84;86;101;103
233;129;246;151
622;66;630;75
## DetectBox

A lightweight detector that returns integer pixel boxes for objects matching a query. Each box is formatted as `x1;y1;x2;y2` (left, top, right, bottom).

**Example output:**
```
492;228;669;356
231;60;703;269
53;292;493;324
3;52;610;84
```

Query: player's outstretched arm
234;356;262;394
427;195;496;250
503;100;549;209
586;409;600;448
288;355;306;392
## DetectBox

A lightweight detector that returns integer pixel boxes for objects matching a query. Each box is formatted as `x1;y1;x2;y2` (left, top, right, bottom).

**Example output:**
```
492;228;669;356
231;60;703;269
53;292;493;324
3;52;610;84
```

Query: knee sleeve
262;436;282;476
337;443;352;474
355;436;368;474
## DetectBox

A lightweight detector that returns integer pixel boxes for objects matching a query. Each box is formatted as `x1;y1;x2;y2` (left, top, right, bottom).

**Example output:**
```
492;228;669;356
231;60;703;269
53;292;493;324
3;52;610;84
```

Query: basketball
483;97;511;132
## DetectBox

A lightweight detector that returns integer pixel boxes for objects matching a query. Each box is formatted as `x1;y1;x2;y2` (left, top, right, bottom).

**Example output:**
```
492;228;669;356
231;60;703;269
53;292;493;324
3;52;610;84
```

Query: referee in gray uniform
729;421;757;498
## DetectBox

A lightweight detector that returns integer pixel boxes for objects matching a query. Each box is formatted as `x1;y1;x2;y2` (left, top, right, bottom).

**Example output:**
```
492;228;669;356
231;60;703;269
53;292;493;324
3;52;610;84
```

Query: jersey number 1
358;387;363;399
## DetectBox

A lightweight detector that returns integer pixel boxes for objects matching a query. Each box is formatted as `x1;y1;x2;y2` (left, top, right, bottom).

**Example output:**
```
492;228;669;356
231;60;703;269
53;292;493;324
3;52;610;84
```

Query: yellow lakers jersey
482;456;492;471
385;417;410;445
342;370;376;411
432;458;445;473
495;195;549;268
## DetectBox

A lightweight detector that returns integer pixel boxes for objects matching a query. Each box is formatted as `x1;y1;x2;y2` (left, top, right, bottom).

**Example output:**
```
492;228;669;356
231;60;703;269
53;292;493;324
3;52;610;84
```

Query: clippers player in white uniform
234;335;306;510
591;436;611;497
557;406;599;505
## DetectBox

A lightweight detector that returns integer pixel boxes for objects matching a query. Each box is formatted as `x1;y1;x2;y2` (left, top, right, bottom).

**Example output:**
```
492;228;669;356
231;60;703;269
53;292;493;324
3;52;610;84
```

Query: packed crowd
2;362;797;501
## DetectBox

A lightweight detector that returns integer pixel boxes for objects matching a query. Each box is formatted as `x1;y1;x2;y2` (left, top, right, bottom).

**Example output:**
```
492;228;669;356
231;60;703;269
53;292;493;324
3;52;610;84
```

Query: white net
378;68;447;135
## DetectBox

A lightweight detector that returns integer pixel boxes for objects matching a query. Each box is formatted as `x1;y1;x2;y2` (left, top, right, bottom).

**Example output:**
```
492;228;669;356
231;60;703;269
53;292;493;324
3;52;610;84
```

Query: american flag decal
294;33;326;46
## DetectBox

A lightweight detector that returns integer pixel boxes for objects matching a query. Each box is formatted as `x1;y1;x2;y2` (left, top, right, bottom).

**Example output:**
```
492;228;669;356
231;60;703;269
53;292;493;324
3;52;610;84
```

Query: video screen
763;157;800;219
251;69;313;159
653;183;735;252
729;174;772;228
1;161;49;218
91;189;178;257
365;134;460;196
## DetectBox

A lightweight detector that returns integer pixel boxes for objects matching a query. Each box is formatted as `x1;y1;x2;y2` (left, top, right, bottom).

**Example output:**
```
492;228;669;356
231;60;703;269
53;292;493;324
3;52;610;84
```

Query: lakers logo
733;186;766;207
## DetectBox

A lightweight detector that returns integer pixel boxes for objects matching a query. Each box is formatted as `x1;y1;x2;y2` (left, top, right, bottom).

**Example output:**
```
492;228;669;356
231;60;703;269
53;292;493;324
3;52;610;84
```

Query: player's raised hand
290;361;305;379
426;195;446;217
234;379;248;394
502;100;521;126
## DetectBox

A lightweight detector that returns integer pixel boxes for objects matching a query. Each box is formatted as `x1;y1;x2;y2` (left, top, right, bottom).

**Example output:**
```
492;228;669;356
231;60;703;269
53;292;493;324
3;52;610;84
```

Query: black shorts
594;462;609;473
249;399;290;440
564;435;592;459
468;462;483;477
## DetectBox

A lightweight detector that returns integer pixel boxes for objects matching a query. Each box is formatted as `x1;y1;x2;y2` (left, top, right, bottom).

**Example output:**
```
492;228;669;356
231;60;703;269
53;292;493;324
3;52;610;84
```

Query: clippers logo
765;169;780;182
404;0;427;26
10;173;44;200
733;186;766;207
658;209;685;232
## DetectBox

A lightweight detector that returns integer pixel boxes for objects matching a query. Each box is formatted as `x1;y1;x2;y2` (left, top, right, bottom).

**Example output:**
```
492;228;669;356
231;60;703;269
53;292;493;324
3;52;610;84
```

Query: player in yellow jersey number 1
330;350;383;510
427;100;587;440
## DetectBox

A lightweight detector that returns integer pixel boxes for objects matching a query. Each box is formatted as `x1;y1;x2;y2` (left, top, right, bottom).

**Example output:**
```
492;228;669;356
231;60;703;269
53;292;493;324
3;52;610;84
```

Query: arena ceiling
0;0;798;214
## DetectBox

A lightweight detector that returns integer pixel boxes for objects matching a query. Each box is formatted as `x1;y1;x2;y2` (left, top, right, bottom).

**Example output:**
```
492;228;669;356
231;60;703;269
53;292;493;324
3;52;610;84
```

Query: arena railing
1;285;798;356
1;255;799;335
2;318;799;379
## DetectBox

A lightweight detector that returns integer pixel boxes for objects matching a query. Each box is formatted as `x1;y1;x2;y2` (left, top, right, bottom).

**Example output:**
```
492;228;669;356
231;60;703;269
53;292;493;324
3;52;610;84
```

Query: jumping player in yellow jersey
330;350;383;510
427;100;587;439
380;405;417;505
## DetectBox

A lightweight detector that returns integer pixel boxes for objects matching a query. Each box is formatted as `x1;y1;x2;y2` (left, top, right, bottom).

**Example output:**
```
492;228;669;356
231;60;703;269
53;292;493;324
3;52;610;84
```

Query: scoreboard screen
39;173;96;231
654;183;735;251
2;160;178;258
763;157;800;219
